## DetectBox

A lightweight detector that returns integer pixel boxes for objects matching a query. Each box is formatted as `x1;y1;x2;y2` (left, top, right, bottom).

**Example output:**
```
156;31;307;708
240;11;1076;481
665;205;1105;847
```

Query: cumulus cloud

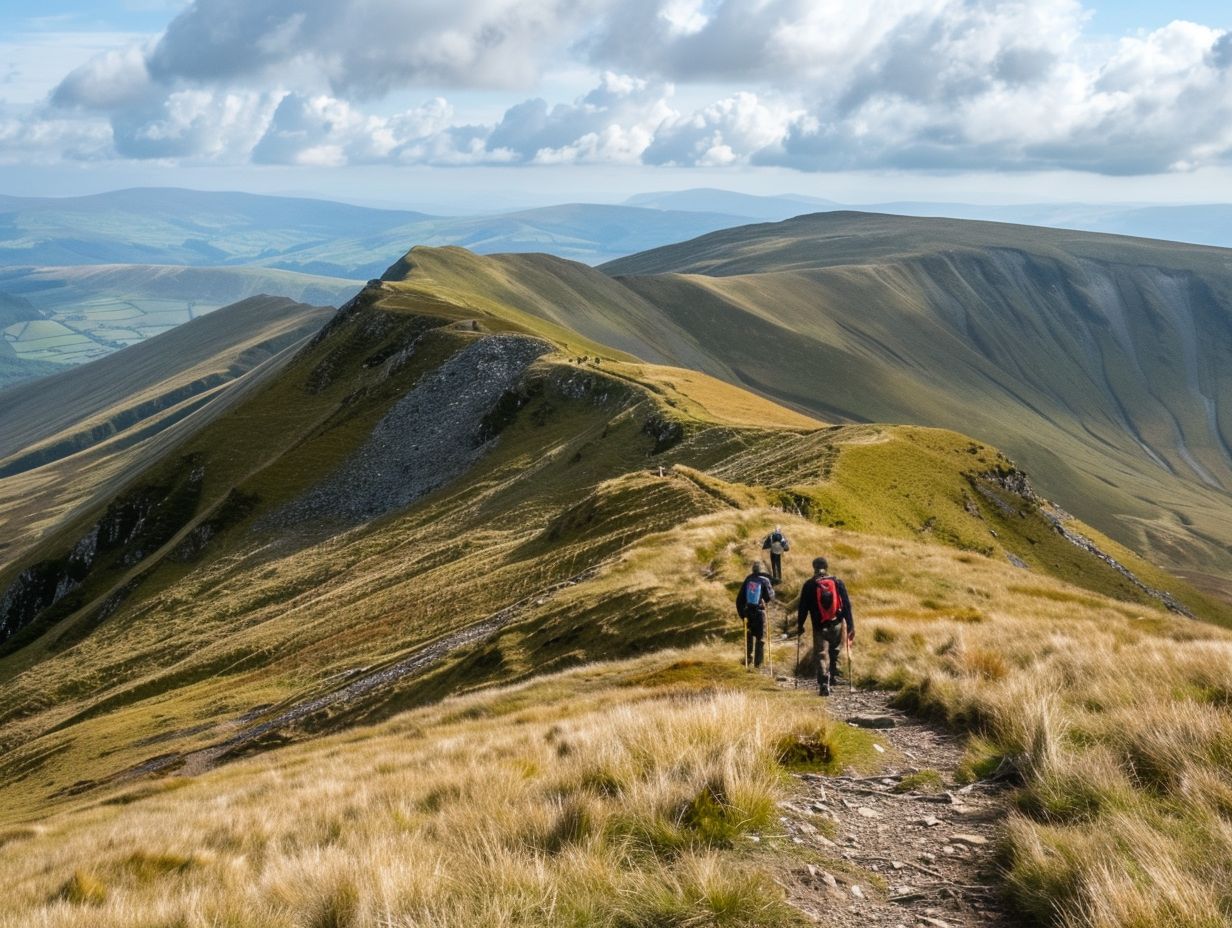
17;0;1232;176
487;73;674;163
0;109;112;163
143;0;607;96
251;94;455;165
644;92;799;166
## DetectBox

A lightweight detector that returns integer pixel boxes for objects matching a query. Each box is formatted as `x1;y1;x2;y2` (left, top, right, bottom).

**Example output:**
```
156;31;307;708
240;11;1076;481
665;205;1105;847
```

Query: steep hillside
601;212;1232;592
0;295;333;571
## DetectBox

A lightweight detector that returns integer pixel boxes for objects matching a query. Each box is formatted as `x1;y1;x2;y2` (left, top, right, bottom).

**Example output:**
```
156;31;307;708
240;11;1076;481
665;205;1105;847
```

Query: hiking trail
774;683;1018;928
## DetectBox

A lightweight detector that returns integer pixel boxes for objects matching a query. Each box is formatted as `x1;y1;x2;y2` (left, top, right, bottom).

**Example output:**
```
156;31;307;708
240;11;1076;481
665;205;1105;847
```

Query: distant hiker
796;556;854;696
736;560;775;669
761;526;791;582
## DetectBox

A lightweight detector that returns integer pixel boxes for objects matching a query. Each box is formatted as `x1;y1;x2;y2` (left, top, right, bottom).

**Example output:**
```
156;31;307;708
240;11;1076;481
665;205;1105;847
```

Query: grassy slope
601;212;1232;591
0;296;334;572
0;648;874;928
1;245;1228;928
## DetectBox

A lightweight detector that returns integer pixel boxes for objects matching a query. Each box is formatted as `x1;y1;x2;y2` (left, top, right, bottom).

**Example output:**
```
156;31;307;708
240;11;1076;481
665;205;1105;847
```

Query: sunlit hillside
1;243;1228;928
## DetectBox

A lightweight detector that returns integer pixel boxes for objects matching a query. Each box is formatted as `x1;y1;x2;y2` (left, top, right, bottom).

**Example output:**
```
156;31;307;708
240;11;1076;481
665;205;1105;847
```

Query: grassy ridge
597;213;1232;594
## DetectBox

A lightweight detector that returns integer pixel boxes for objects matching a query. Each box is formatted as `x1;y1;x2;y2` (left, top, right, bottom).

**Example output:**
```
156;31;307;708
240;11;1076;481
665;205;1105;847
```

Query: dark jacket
736;572;775;618
796;575;854;636
761;531;790;553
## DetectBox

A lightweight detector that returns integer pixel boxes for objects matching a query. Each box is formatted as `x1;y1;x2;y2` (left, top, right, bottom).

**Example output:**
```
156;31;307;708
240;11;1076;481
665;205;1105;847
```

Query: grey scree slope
278;334;551;526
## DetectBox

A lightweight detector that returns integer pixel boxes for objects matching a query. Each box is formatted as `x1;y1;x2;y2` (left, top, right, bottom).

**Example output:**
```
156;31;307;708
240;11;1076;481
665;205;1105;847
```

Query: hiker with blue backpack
796;556;855;696
761;526;790;583
736;560;775;669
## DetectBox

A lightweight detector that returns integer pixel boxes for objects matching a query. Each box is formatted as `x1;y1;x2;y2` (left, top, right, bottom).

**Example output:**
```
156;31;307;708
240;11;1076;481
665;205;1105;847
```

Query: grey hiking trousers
813;621;844;686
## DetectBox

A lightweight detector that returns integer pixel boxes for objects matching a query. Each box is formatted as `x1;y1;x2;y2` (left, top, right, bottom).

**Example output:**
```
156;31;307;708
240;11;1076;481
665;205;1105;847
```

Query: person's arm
735;582;745;617
836;578;854;638
762;577;776;602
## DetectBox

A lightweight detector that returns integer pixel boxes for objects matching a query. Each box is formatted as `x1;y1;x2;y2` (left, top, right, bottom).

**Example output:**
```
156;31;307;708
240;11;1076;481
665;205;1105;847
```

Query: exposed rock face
276;334;552;527
1038;506;1195;618
970;466;1192;617
0;456;205;648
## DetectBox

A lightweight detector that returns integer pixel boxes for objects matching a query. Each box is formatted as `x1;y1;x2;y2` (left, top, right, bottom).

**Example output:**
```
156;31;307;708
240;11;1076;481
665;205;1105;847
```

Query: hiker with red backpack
735;560;775;669
795;556;854;696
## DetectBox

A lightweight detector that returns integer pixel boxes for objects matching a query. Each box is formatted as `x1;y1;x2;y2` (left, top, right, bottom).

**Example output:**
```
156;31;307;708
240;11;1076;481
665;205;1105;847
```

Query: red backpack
815;577;841;623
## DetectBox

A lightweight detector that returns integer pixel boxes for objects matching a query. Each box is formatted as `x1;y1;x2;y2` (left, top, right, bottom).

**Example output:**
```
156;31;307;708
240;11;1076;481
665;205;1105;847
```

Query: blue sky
3;1;1232;209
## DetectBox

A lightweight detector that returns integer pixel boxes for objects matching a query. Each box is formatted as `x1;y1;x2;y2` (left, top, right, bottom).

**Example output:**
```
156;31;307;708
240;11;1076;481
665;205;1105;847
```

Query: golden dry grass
0;648;872;928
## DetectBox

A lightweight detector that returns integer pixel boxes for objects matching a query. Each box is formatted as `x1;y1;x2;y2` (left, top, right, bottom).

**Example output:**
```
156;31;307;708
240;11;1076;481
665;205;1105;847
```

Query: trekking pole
846;628;854;695
743;616;748;671
794;632;801;689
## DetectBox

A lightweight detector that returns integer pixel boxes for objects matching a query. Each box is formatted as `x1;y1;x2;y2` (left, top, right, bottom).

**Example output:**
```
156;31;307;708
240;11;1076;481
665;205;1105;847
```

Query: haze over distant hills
627;188;1232;250
0;188;746;276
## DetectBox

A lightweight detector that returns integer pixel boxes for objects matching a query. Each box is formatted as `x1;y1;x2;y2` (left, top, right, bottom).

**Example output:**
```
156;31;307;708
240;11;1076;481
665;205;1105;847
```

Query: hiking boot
819;681;831;696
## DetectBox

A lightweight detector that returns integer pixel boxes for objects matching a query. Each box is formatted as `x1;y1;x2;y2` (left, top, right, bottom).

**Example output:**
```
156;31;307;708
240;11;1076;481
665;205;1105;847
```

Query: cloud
17;0;1232;176
487;73;673;163
143;0;607;96
51;44;153;109
644;92;799;166
251;93;456;165
0;108;112;163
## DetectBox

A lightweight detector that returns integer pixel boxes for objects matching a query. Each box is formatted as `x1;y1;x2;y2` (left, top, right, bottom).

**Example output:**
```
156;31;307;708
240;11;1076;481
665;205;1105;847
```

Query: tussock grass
0;648;852;928
829;538;1232;928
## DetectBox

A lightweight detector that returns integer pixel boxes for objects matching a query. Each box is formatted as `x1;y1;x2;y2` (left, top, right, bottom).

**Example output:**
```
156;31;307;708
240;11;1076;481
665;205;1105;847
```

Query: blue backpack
744;578;764;607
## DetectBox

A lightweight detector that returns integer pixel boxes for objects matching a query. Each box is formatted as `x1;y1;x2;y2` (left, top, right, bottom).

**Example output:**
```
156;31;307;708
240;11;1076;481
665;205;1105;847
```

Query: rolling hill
0;188;748;275
628;188;1232;249
1;243;1229;928
0;264;358;368
598;212;1232;594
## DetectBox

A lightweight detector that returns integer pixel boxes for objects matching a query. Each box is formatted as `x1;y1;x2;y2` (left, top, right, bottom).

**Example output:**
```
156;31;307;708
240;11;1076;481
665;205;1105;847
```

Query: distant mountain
627;188;1232;249
263;203;751;277
600;212;1232;592
0;187;428;268
626;188;835;221
0;188;750;276
0;264;359;367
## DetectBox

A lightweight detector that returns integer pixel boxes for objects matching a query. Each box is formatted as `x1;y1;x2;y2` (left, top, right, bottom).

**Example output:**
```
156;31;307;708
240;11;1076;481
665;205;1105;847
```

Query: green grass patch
894;769;945;793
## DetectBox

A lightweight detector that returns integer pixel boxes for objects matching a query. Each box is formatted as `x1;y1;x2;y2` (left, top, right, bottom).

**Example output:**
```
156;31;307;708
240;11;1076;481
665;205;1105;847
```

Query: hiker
736;560;775;669
795;556;854;696
761;526;791;582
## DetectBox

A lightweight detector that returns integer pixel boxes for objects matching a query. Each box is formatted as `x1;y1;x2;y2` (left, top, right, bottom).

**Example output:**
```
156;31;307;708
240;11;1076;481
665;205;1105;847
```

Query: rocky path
775;686;1018;928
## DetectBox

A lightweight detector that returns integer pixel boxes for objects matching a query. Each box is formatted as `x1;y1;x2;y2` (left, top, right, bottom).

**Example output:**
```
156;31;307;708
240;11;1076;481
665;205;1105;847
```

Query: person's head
812;556;828;575
775;525;781;532
752;560;765;575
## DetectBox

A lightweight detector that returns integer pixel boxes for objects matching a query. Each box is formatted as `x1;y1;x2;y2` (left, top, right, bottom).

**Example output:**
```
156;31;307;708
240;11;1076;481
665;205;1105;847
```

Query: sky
2;0;1232;210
